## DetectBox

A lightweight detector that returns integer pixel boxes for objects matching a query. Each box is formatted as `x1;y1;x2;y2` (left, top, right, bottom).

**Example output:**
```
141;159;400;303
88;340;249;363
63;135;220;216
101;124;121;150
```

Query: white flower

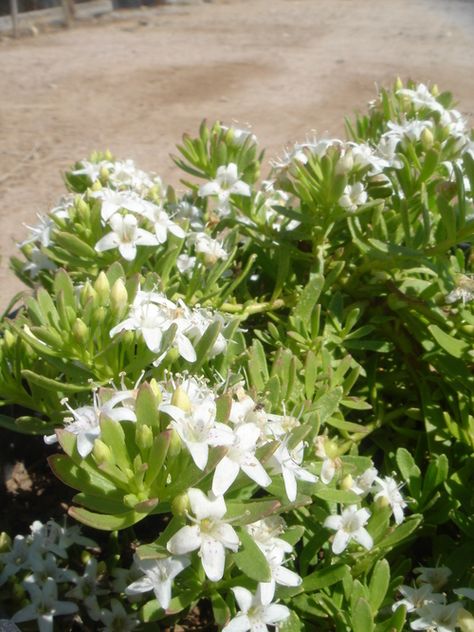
91;189;150;222
95;213;158;261
258;546;302;605
110;290;198;362
374;475;407;524
349;467;378;496
177;253;197;276
194;232;228;264
23;247;57;278
245;517;293;557
199;163;251;214
125;556;190;610
72;159;112;182
269;441;317;502
376;135;403;169
0;535;43;585
392;583;446;613
140;203;186;244
324;505;373;554
12;577;78;632
397;84;444;113
66;558;107;621
167;488;239;581
212;423;271;496
314;436;341;485
160;395;234;470
410;602;464;632
223;586;290;632
386;120;433;143
99;598;140;631
338;182;368;212
29;519;96;559
174;199;205;230
108;159;156;192
446;276;474;305
221;124;257;146
414;566;452;591
44;401;100;458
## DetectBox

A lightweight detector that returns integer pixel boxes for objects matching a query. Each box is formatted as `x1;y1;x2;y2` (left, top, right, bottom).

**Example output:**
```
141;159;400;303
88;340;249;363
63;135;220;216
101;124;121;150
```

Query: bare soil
1;0;474;309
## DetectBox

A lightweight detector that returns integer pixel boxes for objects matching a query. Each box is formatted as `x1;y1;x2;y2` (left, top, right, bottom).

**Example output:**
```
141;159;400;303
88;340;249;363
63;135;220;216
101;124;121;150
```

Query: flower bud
81;549;92;564
0;532;12;552
431;84;439;97
72;318;89;344
136;424;154;453
167;428;182;458
458;608;474;632
94;272;110;306
93;439;113;465
76;199;90;224
171;492;190;517
340;474;354;491
3;329;16;350
94;306;107;325
171;386;191;413
110;278;128;316
324;439;339;459
123;493;140;509
149;379;162;405
104;149;114;161
394;76;403;91
80;281;97;306
375;495;390;509
99;166;110;182
420;128;434;150
336;151;353;175
91;180;102;192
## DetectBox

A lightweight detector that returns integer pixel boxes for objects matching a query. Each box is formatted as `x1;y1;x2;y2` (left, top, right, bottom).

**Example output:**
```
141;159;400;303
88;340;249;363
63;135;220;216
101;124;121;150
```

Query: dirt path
1;0;474;309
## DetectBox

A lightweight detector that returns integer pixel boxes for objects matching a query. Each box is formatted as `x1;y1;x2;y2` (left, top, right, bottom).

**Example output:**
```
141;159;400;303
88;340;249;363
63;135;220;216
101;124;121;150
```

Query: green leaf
314;486;360;504
303;563;350;592
368;559;390;612
396;447;421;499
225;498;281;524
352;597;374;632
375;604;407;632
20;370;92;394
68;505;153;530
429;324;469;359
233;528;272;582
135;383;160;427
377;514;423;549
293;274;324;326
211;592;230;626
279;611;303;632
100;418;132;472
54;231;98;258
192;320;223;369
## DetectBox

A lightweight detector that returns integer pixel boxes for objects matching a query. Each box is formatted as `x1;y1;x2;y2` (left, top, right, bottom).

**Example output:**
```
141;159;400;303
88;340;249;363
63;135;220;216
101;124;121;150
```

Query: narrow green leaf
429;324;469;359
21;369;92;393
303;563;350;592
352;597;374;632
368;559;390;612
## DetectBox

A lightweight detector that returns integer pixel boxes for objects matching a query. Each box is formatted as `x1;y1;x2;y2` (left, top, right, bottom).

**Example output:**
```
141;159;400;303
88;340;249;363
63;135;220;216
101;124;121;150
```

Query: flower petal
167;525;201;555
200;536;226;581
212;455;240;496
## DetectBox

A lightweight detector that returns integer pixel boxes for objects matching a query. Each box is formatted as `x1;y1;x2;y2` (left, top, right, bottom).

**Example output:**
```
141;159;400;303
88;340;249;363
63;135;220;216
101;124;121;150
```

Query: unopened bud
375;495;390;509
340;474;354;491
336;151;353;175
99;166;110;182
3;329;16;350
171;492;190;517
81;281;97;306
76;198;91;223
123;493;140;509
431;84;440;97
0;532;12;553
81;549;92;564
458;608;474;632
136;424;154;452
93;439;112;465
149;379;162;405
420;127;434;150
171;386;191;413
104;149;114;161
94;306;107;325
72;318;89;344
394;76;403;92
324;439;339;460
110;278;128;315
167;428;182;458
94;272;110;305
91;180;102;192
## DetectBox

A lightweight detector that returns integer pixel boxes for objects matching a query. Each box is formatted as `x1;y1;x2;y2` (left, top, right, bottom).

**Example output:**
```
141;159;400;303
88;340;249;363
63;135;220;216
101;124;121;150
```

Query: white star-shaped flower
199;163;251;214
95;213;158;261
125;555;190;610
223;586;290;632
324;505;373;554
373;475;407;524
166;488;239;581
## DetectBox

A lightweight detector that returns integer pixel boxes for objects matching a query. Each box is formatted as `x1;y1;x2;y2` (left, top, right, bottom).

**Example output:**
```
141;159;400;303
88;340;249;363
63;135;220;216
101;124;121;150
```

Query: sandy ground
1;0;474;309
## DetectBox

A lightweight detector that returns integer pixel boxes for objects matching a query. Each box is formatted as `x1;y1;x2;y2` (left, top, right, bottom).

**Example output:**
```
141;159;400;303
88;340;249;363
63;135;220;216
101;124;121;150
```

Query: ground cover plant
0;79;473;631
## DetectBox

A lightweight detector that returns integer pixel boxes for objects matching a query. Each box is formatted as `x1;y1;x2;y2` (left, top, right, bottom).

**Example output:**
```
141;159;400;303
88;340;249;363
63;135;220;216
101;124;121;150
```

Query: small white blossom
95;213;158;261
258;546;302;605
269;441;317;502
324;505;373;554
245;517;293;557
414;566;452;591
397;84;444;113
199;163;251;215
349;467;378;496
374;475;407;524
338;182;368;212
212;423;271;496
223;586;290;632
167;488;240;581
125;555;190;610
72;159;113;182
393;583;446;613
410;602;464;632
12;577;78;632
66;558;107;621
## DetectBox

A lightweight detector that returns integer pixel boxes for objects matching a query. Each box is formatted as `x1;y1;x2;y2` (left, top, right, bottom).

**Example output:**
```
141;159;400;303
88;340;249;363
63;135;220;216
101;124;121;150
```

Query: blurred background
1;0;474;308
